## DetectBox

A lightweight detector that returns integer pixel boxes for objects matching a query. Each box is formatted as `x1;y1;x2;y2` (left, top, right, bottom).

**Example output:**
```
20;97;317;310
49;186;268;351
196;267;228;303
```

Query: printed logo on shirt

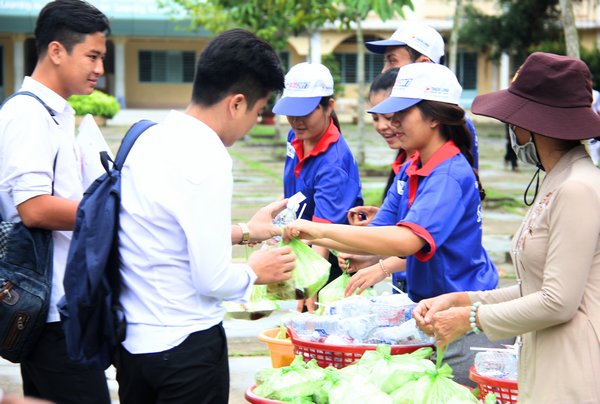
286;142;296;159
397;180;406;195
477;204;482;223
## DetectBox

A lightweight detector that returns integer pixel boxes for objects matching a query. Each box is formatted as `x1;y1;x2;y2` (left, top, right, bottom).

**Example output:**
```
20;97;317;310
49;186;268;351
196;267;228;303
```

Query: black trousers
115;323;229;404
20;322;111;404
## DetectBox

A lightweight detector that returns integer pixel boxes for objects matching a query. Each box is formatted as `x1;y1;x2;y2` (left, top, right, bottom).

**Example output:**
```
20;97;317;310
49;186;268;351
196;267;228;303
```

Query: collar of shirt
405;140;461;207
391;150;408;175
291;119;340;177
21;76;74;118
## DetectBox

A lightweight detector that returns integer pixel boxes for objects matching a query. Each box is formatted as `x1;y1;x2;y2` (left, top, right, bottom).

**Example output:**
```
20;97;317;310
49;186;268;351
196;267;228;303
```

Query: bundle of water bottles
286;294;434;346
473;345;519;380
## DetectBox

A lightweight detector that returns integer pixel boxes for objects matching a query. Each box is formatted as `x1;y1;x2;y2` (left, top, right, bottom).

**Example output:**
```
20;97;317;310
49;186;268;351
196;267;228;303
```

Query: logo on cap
287;81;311;90
395;78;413;88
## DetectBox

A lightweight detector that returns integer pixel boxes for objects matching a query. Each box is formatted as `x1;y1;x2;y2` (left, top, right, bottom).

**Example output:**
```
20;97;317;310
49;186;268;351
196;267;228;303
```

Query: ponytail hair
416;100;486;201
319;96;341;133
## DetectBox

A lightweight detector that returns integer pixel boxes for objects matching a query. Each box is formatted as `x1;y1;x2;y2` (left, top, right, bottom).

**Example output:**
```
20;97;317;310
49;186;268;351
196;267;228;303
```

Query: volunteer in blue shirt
273;62;363;312
339;69;411;294
284;63;504;385
364;20;479;169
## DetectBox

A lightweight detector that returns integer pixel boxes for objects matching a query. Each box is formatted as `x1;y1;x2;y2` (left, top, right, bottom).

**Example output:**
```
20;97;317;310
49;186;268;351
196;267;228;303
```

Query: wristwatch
237;223;250;245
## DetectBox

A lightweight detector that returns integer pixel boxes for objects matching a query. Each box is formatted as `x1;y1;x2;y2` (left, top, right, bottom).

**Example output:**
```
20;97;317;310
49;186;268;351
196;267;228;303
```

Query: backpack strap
1;91;59;125
100;119;156;175
0;91;60;216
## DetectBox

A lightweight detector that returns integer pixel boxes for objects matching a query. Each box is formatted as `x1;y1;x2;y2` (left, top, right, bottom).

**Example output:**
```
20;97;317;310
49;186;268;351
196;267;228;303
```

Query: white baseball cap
272;62;334;116
368;63;462;114
365;21;445;64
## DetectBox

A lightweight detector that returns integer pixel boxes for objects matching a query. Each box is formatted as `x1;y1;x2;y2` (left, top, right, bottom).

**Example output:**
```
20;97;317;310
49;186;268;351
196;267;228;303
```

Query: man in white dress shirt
0;1;111;403
114;29;296;404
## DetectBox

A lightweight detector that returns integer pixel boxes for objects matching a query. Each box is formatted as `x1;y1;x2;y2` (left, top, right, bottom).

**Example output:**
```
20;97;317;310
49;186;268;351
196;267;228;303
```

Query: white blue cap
272;63;334;116
368;63;462;114
365;21;445;64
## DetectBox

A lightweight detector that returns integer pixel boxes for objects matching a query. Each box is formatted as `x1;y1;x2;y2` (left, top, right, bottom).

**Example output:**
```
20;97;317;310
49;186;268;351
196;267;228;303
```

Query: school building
1;0;599;109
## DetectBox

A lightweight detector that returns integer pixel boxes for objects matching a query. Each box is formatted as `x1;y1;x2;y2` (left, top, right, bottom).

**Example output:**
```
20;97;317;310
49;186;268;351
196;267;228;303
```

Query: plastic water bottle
474;350;518;380
272;192;306;242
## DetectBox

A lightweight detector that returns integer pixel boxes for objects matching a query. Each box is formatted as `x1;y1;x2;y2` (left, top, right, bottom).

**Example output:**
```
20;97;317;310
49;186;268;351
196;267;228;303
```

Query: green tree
334;0;414;164
159;0;337;52
161;0;414;157
460;0;562;62
159;0;337;140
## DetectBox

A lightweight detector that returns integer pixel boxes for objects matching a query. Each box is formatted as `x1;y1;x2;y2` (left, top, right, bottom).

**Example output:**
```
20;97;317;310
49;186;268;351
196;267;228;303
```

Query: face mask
507;125;544;206
508;125;542;167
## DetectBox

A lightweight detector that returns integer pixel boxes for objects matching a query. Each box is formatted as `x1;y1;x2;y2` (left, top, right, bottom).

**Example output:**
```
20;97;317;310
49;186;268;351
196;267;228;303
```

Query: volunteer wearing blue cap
273;62;363;312
284;63;502;384
364;21;479;170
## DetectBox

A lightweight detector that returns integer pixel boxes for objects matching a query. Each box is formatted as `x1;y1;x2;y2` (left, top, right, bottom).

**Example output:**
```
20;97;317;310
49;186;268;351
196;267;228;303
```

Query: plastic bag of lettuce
253;345;479;403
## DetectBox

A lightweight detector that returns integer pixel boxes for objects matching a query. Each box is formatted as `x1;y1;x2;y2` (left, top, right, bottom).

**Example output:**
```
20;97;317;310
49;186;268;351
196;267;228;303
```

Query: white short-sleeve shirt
0;77;83;322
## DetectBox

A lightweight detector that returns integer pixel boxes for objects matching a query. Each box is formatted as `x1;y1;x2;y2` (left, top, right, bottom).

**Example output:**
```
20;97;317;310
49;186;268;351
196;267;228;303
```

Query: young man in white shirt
114;29;296;404
0;0;111;403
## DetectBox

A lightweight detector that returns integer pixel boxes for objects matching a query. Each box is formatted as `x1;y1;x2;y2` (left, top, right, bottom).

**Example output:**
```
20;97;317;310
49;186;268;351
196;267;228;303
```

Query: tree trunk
355;18;366;165
449;0;463;74
559;0;580;59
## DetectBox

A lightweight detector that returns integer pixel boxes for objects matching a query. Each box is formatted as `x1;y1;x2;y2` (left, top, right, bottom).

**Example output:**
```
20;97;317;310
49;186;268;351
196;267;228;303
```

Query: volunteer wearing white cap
365;21;479;170
366;21;445;69
273;62;363;312
284;63;502;385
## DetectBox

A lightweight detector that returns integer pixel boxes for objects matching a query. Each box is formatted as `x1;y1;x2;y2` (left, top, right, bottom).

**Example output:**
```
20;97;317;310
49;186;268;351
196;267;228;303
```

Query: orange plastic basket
469;366;518;403
287;327;433;369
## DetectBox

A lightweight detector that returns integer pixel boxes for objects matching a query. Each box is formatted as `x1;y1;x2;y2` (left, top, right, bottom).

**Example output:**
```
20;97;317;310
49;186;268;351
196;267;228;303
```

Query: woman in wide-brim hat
413;52;600;403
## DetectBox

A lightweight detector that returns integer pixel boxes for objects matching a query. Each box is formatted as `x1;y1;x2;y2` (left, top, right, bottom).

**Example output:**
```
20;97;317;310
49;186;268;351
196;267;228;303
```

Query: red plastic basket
287;327;433;369
469;366;518;404
245;385;286;404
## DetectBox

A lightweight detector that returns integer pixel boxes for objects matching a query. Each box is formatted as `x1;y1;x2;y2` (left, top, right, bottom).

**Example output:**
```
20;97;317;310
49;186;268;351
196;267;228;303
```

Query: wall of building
0;36;15;97
124;37;208;108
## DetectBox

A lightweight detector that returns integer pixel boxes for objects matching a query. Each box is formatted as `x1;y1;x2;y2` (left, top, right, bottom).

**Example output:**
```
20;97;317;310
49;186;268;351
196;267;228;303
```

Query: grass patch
230;149;283;185
248;124;277;137
359;162;391;177
362;187;384;207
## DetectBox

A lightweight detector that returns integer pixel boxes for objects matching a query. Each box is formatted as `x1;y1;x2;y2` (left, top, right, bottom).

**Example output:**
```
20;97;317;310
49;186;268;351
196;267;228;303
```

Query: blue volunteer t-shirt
371;141;498;302
283;120;363;223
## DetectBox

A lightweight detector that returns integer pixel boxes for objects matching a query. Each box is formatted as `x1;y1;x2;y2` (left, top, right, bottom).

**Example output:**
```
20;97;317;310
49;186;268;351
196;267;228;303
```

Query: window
333;53;384;84
139;50;195;83
455;51;477;90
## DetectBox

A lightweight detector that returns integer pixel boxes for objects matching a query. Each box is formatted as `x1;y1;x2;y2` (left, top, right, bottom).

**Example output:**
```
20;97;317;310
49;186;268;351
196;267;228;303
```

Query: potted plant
260;93;277;125
68;90;121;127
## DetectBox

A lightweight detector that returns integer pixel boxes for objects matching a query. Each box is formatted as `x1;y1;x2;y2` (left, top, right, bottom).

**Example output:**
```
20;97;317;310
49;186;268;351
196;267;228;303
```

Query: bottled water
272;192;306;242
474;350;518;380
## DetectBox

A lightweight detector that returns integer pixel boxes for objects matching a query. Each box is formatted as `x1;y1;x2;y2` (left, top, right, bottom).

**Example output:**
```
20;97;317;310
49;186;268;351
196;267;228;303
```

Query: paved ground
0;109;528;402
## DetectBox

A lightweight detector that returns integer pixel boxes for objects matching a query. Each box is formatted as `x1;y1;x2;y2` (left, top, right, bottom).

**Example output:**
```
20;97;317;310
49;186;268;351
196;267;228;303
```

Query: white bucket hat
365;21;445;64
368;63;462;114
272;62;334;116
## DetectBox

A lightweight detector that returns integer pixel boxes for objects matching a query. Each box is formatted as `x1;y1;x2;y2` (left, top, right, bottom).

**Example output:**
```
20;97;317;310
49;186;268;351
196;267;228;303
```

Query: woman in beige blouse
413;52;600;403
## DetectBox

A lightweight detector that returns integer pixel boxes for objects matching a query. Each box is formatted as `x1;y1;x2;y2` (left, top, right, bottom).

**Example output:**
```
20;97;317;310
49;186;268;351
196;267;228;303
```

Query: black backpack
58;119;156;369
0;91;57;362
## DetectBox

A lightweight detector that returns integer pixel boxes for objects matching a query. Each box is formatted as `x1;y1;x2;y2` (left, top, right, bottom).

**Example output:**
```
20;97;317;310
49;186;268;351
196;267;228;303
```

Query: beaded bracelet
378;259;391;278
470;301;482;334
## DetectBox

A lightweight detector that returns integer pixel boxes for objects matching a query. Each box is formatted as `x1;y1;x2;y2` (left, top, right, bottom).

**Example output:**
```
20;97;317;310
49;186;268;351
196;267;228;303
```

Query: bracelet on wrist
237;222;250;245
470;301;482;334
378;259;391;278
